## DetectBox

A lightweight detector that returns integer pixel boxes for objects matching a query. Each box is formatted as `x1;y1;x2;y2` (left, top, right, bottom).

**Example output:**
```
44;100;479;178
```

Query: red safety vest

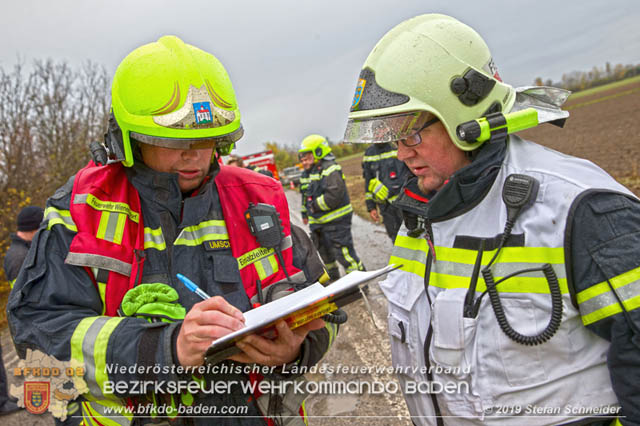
69;161;304;423
68;161;300;314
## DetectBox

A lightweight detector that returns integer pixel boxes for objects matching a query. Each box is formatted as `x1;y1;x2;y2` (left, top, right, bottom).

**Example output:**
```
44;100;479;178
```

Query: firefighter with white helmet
9;35;336;425
344;14;640;425
298;134;365;280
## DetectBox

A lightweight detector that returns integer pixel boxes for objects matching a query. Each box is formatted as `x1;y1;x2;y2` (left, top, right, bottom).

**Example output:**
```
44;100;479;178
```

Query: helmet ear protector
450;68;496;107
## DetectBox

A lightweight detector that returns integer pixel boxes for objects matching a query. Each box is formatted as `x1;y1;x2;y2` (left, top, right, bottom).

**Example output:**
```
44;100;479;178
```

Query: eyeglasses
395;117;439;148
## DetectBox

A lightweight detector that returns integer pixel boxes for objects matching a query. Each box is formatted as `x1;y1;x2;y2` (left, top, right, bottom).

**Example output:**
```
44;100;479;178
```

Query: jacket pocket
430;288;475;379
494;297;547;386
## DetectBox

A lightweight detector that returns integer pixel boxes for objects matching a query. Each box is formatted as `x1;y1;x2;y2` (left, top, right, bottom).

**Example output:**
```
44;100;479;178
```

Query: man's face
139;143;214;192
300;152;315;171
396;121;470;193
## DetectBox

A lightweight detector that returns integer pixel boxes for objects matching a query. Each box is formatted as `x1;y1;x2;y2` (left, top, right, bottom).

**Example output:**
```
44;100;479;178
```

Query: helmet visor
343;111;436;144
130;125;244;150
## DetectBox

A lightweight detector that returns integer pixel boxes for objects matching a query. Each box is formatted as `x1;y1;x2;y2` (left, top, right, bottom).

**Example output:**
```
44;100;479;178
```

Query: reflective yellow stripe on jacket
174;220;228;246
577;265;640;325
308;204;353;225
71;316;126;401
390;235;569;294
45;206;77;232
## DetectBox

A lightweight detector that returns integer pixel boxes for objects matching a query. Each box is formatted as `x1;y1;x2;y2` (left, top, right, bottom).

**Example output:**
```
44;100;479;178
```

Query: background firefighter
298;135;365;281
361;142;412;242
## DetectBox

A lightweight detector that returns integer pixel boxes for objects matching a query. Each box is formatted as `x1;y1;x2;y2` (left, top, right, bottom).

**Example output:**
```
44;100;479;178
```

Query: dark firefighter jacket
299;156;353;230
7;160;336;426
362;143;412;211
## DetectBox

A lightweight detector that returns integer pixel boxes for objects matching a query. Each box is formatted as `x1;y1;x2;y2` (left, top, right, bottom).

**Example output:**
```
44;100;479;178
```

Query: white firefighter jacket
381;136;635;425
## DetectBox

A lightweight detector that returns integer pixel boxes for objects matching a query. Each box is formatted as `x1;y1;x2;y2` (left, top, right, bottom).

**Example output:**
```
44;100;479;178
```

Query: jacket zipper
421;220;444;426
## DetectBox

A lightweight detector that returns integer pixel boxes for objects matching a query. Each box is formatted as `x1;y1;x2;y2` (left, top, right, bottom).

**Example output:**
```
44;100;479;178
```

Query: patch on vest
204;240;231;251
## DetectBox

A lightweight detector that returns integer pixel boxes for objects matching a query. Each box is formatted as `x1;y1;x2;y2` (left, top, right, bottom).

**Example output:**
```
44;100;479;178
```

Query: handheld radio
245;203;291;281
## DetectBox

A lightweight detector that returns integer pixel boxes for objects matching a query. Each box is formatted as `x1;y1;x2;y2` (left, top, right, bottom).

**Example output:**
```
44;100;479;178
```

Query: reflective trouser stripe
577;266;640;325
325;322;338;349
300;399;309;426
71;316;125;401
341;247;361;273
174;220;228;246
44;207;77;232
143;227;166;250
308;204;353;224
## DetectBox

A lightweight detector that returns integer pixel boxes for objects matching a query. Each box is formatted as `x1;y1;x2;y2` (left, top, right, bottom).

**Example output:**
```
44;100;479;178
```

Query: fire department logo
351;78;367;110
11;349;88;420
193;101;213;124
24;381;50;414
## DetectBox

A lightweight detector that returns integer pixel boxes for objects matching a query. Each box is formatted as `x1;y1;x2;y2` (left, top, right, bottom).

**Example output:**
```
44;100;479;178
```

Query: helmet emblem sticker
193;102;213;124
351;78;367;110
153;84;235;129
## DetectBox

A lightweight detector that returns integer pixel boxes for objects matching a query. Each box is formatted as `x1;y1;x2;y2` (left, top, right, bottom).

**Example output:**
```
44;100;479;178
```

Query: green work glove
120;283;186;323
368;178;389;203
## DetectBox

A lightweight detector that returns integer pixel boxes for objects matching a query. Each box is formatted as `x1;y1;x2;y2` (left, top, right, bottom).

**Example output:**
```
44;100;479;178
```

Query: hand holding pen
175;273;246;367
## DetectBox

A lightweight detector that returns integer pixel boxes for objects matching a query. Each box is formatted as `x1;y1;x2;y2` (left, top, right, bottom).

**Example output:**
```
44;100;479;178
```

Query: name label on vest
204;240;231;251
237;246;273;269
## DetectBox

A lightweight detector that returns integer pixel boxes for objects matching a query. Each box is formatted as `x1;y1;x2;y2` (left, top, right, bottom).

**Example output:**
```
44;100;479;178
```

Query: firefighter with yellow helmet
344;14;640;425
298;134;365;280
9;36;336;425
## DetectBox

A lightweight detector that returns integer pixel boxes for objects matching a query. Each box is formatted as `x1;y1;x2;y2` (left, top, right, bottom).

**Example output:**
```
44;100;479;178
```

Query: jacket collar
395;138;507;221
125;161;218;226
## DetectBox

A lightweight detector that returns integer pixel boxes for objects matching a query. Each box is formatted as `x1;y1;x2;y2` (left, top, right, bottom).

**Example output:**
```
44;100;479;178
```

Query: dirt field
339;78;640;213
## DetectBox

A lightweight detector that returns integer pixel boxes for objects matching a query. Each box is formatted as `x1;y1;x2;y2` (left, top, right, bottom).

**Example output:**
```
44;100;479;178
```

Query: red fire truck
239;150;279;180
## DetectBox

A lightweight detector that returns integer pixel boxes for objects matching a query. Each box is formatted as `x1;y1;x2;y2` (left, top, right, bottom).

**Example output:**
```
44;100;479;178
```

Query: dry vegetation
0;60;110;325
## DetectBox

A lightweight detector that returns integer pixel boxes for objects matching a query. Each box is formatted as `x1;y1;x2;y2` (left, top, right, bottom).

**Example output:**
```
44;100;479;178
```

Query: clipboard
204;265;398;365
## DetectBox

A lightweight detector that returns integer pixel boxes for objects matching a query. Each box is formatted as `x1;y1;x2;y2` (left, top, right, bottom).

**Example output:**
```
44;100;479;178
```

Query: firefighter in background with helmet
362;142;412;241
298;135;365;280
8;36;336;426
343;14;640;425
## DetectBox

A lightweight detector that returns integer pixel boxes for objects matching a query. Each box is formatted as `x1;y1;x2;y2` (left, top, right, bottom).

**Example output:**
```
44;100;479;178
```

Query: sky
1;0;639;155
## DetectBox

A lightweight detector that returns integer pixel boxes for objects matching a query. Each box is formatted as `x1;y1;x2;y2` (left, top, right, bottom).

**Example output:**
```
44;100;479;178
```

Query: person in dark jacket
298;134;364;280
7;36;336;426
0;206;42;415
3;206;43;286
362;142;412;241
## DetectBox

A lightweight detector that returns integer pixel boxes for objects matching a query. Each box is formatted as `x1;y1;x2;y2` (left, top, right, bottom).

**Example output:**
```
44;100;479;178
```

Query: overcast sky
1;0;638;155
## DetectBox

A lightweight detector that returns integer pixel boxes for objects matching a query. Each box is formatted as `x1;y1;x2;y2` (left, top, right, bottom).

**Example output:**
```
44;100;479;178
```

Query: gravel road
284;190;411;425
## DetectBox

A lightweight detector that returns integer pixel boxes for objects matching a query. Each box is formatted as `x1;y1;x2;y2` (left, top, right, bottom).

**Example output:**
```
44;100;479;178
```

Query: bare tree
0;59;110;290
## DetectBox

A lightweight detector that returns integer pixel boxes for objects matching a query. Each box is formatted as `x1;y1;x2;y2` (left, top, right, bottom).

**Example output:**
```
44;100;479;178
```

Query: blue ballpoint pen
176;273;211;300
